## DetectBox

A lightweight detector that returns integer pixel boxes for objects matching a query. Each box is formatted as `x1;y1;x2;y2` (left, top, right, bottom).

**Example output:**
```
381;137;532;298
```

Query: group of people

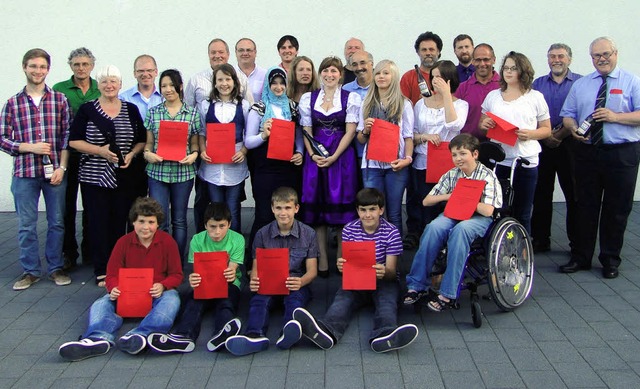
2;31;640;359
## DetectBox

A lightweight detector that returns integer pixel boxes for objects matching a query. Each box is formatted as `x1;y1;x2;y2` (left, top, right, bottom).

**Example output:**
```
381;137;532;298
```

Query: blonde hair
362;60;404;123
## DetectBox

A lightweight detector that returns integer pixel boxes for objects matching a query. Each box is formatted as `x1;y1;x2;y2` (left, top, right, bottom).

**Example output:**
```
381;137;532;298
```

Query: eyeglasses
236;49;255;53
135;69;156;75
472;57;493;63
502;66;519;72
591;51;615;61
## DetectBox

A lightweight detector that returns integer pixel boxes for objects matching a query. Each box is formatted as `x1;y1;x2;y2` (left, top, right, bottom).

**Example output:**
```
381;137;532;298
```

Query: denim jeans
406;214;492;299
319;280;399;342
207;182;243;233
245;287;311;337
496;164;538;235
171;285;240;340
363;167;409;236
83;290;180;344
11;176;67;276
148;177;194;264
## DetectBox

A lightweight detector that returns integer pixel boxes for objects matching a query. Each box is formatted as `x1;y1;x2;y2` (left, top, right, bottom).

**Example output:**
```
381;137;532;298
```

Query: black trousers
62;150;89;261
531;138;578;247
571;141;640;268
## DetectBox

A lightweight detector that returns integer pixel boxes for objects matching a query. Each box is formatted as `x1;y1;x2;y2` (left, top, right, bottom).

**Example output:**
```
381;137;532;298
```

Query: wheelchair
413;142;534;328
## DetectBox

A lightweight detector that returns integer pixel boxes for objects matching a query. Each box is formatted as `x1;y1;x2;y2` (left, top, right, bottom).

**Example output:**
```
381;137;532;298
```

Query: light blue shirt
343;80;370;157
119;85;163;121
561;67;640;144
235;64;267;103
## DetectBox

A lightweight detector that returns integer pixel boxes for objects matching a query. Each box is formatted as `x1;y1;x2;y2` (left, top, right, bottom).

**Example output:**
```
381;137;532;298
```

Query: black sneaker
59;338;111;361
276;320;302;350
207;318;241;352
292;308;334;350
225;335;269;356
147;333;195;353
118;333;147;355
370;324;419;353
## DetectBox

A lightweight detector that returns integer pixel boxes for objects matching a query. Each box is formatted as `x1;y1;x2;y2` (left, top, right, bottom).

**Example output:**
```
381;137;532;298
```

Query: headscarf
260;66;292;127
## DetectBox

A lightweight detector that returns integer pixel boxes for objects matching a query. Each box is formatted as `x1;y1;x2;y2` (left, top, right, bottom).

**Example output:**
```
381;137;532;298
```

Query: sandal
403;290;426;305
95;275;106;288
426;295;456;312
402;234;419;250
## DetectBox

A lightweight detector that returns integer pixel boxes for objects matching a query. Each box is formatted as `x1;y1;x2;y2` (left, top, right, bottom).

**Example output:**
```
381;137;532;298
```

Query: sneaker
292;307;334;350
118;333;147;355
49;270;71;286
370;324;419;353
147;333;195;353
225;335;269;356
276;320;302;350
13;274;40;291
207;318;241;352
59;338;111;361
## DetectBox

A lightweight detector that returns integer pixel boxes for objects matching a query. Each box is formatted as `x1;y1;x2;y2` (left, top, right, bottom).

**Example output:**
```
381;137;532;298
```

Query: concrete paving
1;204;639;388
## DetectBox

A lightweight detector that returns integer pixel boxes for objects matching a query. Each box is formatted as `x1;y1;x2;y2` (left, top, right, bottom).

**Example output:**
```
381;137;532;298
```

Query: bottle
576;113;594;137
42;155;54;181
302;130;330;158
415;65;431;98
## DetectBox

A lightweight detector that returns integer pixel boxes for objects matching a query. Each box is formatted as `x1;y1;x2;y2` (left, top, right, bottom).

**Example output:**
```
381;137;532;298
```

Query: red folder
342;241;377;290
156;121;189;161
206;123;236;163
443;178;486;221
426;142;454;183
486;112;518;146
193;252;229;299
367;119;400;163
117;268;153;318
256;248;290;295
267;118;295;161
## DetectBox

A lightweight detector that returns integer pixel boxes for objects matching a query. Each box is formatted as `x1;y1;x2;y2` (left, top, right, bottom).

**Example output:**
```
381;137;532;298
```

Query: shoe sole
147;334;195;353
371;324;419;353
276;320;302;350
225;336;269;356
207;318;242;352
118;334;147;355
59;341;110;361
292;308;333;350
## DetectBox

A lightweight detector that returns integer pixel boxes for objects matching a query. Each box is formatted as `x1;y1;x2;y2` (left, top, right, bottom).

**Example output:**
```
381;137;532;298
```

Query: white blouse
298;88;363;131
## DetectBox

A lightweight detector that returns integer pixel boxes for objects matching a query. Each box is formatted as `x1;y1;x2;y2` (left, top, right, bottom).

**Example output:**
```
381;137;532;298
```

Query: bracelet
59;165;67;172
362;131;370;137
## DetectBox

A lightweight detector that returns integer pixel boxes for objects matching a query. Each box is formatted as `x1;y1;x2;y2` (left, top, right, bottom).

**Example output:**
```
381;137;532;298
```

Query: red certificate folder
486;112;518;147
267;118;295;161
256;248;290;295
206;123;236;163
117;268;153;318
342;241;377;290
156;121;189;161
367;119;400;163
426;141;454;183
193;252;229;299
443;178;486;221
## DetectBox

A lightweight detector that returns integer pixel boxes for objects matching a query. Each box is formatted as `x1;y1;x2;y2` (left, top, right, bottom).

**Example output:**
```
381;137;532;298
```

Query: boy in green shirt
147;202;245;353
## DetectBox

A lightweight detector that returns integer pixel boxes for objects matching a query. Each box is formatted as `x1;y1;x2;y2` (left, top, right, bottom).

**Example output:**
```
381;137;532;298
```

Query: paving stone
519;370;567;389
400;365;443;388
553;361;605;387
128;374;172;389
467;341;510;364
205;373;248;389
578;347;627;370
505;347;552;371
560;326;607;348
538;340;584;363
325;365;364;389
440;370;484;389
433;348;476;371
523;321;565;342
476;362;523;388
91;368;137;389
285;373;325;389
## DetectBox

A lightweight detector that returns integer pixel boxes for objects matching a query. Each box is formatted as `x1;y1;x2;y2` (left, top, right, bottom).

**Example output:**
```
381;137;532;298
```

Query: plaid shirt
0;85;70;177
430;161;503;209
144;102;202;183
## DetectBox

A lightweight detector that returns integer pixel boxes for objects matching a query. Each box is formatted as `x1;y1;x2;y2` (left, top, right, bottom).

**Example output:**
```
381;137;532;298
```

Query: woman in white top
406;60;468;244
479;51;551;234
198;64;251;233
358;59;414;235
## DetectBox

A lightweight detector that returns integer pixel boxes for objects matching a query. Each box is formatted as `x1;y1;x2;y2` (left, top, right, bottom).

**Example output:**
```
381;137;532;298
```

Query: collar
19;84;53;98
127;230;158;248
591;66;620;80
544;69;579;83
268;219;300;238
470;71;500;85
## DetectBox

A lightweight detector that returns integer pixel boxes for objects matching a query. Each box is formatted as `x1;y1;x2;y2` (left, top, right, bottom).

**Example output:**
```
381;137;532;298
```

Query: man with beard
454;43;500;141
400;31;443;104
531;44;581;254
342;37;365;84
559;36;640;279
453;34;475;83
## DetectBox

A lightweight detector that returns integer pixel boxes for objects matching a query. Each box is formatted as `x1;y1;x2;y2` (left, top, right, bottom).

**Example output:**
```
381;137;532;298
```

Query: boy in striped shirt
293;188;418;353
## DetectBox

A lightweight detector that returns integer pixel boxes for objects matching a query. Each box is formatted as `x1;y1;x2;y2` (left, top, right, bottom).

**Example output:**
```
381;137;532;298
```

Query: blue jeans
319;280;399;342
207;182;243;233
245;287;311;337
82;290;180;344
406;214;492;299
171;285;240;340
363;167;409;236
148;177;194;264
496;164;538;235
11;176;67;276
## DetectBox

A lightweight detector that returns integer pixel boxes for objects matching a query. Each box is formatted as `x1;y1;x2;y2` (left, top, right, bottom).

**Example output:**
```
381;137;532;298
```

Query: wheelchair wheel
485;217;534;312
471;301;482;328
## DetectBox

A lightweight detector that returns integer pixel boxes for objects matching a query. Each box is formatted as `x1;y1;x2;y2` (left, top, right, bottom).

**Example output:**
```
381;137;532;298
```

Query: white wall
1;0;639;211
